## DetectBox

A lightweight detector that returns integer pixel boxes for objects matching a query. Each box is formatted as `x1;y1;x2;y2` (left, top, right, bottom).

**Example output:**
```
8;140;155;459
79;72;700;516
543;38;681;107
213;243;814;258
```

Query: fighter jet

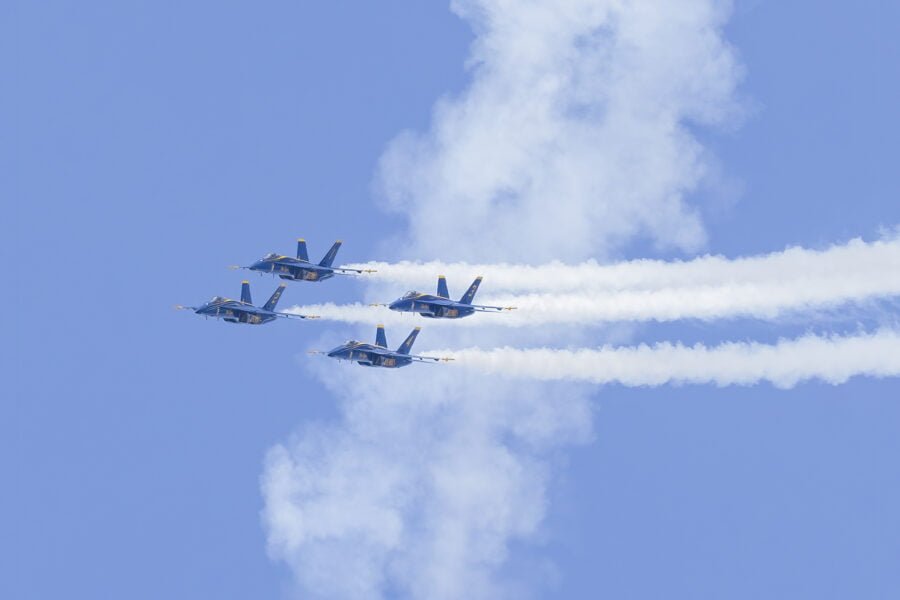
176;280;316;324
232;238;375;282
381;276;515;319
311;325;452;368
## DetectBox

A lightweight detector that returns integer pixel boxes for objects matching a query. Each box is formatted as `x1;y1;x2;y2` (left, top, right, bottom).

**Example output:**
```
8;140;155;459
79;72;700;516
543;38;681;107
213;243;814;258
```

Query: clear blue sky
6;1;900;598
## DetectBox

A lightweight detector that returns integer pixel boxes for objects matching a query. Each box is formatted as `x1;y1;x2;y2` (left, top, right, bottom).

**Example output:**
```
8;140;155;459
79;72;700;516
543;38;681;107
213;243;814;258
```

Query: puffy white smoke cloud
263;0;746;598
377;0;743;263
262;372;592;600
440;329;900;388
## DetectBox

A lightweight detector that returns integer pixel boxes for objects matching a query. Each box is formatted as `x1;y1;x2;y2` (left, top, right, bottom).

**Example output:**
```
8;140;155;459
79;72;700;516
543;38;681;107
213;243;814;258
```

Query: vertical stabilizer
263;284;286;311
437;276;450;299
296;238;309;262
319;241;342;267
375;324;388;348
241;281;252;304
396;327;421;354
459;277;483;304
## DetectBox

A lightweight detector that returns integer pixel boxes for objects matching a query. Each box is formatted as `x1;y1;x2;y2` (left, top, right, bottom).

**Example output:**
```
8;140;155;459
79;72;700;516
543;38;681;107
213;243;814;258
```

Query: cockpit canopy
262;252;279;261
402;291;418;299
209;296;225;304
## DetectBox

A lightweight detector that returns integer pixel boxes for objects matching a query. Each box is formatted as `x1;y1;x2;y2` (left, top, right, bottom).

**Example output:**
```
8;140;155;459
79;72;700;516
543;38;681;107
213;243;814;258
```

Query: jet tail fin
437;276;450;299
396;327;421;355
296;238;309;262
319;241;342;267
263;284;286;311
241;281;252;304
375;324;388;348
459;277;483;304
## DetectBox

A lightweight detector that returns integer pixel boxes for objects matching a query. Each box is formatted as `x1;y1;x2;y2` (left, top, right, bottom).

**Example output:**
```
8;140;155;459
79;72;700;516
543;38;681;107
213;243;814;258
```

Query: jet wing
425;298;516;312
269;258;307;267
363;346;395;357
266;261;372;275
424;298;458;306
229;259;307;271
234;305;312;319
361;347;448;362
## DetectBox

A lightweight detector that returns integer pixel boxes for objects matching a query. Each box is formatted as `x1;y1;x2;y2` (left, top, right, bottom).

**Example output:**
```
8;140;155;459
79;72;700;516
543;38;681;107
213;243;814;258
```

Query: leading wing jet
176;281;316;324
382;276;515;319
311;325;452;368
232;238;375;282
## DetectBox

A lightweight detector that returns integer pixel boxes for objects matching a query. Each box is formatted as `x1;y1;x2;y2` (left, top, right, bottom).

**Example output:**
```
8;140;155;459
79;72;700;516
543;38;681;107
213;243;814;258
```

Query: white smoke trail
440;329;900;388
341;235;900;294
294;236;900;326
288;287;898;328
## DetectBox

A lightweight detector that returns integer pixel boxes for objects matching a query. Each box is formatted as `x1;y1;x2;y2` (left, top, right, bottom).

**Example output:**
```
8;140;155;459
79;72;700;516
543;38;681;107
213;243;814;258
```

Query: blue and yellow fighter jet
382;276;515;319
310;325;452;368
232;238;375;282
176;281;316;324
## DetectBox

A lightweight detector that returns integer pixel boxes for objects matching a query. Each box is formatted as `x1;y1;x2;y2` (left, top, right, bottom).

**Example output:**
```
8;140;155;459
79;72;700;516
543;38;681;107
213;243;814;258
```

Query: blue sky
6;1;900;599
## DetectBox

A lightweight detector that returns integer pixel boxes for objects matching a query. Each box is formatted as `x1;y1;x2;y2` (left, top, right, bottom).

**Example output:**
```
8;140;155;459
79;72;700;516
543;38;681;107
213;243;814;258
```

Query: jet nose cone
388;300;402;311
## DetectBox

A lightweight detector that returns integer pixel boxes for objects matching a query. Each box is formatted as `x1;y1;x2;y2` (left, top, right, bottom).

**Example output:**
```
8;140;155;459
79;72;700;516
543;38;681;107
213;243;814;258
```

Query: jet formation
180;237;516;368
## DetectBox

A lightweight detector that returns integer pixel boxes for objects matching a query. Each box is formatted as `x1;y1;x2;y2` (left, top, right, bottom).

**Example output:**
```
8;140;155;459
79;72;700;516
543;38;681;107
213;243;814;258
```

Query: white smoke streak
288;286;897;328
296;237;900;326
342;235;900;294
441;329;900;388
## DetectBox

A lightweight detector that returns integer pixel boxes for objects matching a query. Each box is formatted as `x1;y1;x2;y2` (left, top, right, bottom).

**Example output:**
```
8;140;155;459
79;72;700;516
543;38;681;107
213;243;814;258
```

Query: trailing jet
311;325;452;368
176;281;316;324
381;276;515;319
232;238;375;282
